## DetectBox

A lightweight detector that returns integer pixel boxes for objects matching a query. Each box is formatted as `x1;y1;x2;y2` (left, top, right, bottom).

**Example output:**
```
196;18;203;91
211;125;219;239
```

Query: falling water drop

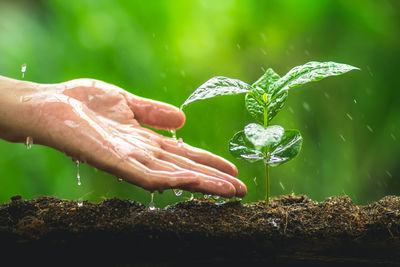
21;63;27;78
346;113;353;121
25;136;33;149
177;137;183;148
366;125;374;133
279;181;285;190
76;160;81;186
173;189;183;197
148;192;156;211
170;130;177;140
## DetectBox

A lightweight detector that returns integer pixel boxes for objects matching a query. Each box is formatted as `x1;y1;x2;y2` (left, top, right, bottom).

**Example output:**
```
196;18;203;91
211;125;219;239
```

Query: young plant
181;61;358;205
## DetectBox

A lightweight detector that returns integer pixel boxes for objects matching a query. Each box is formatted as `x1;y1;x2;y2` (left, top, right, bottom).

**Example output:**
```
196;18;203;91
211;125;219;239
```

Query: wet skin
0;76;246;198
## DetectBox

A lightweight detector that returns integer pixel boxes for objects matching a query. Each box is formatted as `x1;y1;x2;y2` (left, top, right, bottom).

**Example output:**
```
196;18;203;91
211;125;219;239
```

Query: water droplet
346;113;353;120
279;181;285;190
117;177;123;182
324;92;330;99
170;130;177;140
236;43;241;49
177;137;183;148
339;134;346;142
203;194;210;200
212;195;220;200
253;177;258;185
77;200;83;207
390;133;396;141
148;192;156;211
353;99;357;104
20;96;32;103
385;170;393;178
21;63;27;78
366;125;374;133
76;160;81;186
173;189;183;197
189;193;194;201
25;136;33;149
302;102;311;112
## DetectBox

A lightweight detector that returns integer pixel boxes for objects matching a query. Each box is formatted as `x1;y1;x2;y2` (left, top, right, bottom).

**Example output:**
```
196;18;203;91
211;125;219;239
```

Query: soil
1;194;400;266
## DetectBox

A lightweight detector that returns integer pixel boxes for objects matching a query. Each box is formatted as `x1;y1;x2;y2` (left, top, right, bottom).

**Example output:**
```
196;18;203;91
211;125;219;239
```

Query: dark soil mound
1;194;400;266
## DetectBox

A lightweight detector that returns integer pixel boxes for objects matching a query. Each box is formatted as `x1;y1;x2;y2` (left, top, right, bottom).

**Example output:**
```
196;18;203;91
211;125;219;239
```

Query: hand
20;78;246;198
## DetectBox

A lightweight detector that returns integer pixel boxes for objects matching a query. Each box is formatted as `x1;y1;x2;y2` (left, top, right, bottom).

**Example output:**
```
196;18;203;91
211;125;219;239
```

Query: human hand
14;78;246;198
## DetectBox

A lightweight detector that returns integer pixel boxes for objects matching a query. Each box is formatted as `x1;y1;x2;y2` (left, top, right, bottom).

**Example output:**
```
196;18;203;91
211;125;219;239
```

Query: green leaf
270;61;359;97
244;123;284;149
267;129;303;167
229;131;264;163
245;68;285;123
245;87;265;124
252;68;280;92
181;76;251;108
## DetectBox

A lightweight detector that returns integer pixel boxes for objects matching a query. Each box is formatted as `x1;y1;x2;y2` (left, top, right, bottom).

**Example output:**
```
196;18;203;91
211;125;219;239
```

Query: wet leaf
181;76;251;108
252;68;280;92
244;123;284;149
229;131;264;163
270;61;359;97
267;129;303;167
245;87;265;124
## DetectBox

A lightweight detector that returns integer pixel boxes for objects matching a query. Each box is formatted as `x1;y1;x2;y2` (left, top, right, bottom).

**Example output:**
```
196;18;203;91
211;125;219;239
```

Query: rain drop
25;136;33;149
21;63;27;78
302;102;311;112
385;170;393;178
324;92;330;99
353;99;357;104
339;134;346;142
76;160;81;186
177;137;183;148
366;125;374;133
279;181;285;190
148;192;156;211
236;43;241;49
173;189;183;197
346;113;353;121
170;130;177;140
390;133;396;141
253;177;258;185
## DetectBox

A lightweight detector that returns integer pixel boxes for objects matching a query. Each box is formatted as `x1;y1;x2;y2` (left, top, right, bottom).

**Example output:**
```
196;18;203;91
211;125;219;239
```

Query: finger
120;158;237;198
160;137;239;177
158;150;246;198
122;92;185;130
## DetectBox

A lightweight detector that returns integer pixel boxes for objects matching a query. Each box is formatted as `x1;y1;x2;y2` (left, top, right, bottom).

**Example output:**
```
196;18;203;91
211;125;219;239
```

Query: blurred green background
0;0;399;207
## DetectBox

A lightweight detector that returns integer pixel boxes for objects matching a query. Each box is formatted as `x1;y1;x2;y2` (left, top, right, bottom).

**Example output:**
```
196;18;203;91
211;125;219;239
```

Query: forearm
0;75;42;143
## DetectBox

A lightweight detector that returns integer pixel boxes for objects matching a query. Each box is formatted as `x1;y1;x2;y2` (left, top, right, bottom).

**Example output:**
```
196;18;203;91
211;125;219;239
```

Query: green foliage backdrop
0;0;399;207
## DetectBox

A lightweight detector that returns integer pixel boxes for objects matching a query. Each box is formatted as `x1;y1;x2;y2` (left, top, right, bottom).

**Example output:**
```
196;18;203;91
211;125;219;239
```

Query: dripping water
25;136;33;149
148;192;156;211
76;160;81;186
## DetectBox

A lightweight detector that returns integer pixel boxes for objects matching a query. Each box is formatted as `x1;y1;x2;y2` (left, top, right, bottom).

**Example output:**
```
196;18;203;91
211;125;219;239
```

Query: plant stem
265;161;270;205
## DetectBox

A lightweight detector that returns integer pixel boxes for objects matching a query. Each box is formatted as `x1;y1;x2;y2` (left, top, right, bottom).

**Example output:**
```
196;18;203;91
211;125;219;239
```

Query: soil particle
1;194;400;266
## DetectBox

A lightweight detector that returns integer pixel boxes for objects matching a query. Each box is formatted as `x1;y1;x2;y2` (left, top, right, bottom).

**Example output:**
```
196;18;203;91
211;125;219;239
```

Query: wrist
0;75;44;143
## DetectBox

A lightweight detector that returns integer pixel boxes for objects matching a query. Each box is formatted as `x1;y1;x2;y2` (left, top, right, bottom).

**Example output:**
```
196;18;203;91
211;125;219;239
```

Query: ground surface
1;194;400;266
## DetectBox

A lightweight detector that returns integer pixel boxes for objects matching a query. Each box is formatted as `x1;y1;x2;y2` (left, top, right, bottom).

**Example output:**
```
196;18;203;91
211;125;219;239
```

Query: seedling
181;61;358;205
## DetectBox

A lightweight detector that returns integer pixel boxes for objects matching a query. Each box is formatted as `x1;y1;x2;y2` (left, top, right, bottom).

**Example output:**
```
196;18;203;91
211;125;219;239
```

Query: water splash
173;189;183;197
25;136;33;149
21;63;27;78
76;160;81;186
148;192;156;211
